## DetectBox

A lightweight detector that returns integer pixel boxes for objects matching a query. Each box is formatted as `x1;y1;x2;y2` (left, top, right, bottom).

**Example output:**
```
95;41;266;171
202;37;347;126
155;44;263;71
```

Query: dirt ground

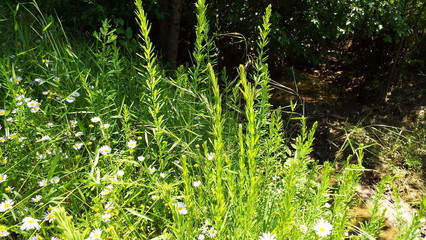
270;63;426;239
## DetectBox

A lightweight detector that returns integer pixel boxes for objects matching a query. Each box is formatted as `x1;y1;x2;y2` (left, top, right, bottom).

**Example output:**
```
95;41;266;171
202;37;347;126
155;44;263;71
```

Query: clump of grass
0;0;425;239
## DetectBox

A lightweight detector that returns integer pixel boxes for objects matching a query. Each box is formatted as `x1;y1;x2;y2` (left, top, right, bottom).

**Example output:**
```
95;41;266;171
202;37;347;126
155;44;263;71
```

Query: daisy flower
73;143;83;150
105;202;114;212
259;232;276;240
116;170;124;177
193;181;202;187
0;109;5;116
31;195;42;203
5;186;14;193
299;225;308;233
43;211;56;223
10;76;22;84
159;172;167;178
100;189;111;196
207;228;218;238
29;234;42;240
87;228;102;240
39;179;48;187
101;212;111;222
100;185;113;196
66;96;75;103
148;166;156;174
0;137;6;143
176;202;188;215
50;176;60;184
127;140;137;149
102;123;110;129
0;174;7;183
313;218;333;237
31;107;40;113
91;117;101;123
71;91;80;97
0;199;14;212
75;132;83;137
40;135;51;141
20;217;41;231
137;155;145;161
0;230;10;237
99;145;111;155
69;120;78;128
197;234;205;240
27;100;39;108
207;153;214;160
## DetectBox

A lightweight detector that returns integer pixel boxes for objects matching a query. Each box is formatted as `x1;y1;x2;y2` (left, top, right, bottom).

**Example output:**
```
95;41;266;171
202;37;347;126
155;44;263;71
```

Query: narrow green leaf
125;208;153;221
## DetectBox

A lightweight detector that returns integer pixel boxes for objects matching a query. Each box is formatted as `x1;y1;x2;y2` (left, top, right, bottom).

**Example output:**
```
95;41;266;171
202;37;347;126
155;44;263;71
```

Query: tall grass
0;0;425;239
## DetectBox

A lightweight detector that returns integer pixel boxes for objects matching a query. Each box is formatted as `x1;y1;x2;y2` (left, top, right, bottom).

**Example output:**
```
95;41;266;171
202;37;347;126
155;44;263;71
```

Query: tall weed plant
0;0;425;239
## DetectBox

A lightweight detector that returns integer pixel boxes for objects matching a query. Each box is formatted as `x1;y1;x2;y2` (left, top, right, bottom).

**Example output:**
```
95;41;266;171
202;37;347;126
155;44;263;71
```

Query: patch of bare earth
270;65;426;239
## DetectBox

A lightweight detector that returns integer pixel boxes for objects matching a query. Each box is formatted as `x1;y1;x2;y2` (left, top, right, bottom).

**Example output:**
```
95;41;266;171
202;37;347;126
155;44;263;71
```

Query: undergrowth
0;0;425;239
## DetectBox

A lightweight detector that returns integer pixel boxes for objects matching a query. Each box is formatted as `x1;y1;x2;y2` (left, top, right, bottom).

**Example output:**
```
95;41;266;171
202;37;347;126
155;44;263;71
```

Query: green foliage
0;1;425;240
210;0;415;65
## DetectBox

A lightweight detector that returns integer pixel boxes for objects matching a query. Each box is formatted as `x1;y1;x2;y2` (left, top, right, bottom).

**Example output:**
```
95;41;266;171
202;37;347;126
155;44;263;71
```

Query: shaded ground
270;60;426;238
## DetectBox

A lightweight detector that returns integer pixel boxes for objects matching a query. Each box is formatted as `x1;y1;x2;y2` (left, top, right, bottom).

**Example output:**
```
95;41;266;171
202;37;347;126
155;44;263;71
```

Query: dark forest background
2;0;425;102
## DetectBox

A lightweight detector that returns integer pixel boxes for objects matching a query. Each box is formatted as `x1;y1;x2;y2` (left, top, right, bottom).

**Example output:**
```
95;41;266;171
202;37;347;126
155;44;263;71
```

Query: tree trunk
158;0;169;60
167;0;182;67
158;0;182;67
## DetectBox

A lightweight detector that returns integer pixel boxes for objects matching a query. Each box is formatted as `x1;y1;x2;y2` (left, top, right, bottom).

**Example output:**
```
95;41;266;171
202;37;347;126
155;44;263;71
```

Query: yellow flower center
4;204;10;208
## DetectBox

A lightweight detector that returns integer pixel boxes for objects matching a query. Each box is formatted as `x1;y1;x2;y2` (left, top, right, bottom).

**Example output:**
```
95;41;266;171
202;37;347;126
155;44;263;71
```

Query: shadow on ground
269;61;426;239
